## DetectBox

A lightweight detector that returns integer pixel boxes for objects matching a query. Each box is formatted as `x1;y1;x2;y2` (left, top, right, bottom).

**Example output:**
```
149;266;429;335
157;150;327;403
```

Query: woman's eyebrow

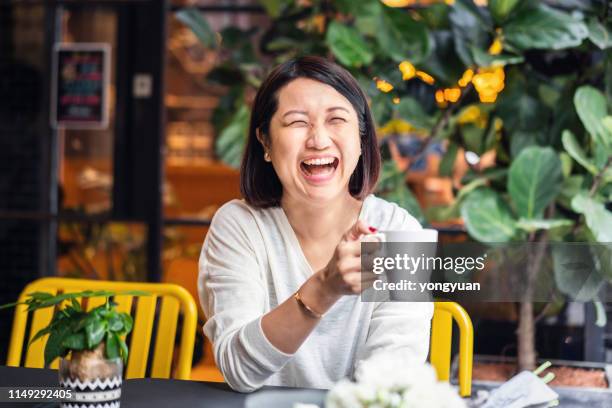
281;106;349;118
282;110;308;118
327;106;350;114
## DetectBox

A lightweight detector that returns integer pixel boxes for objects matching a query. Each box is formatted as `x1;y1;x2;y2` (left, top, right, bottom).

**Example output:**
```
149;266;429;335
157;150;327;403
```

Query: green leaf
61;333;86;351
105;332;120;360
503;4;588;51
508;146;563;219
587;17;612;49
376;161;425;224
44;326;69;367
117;333;129;363
460;188;517;242
574;86;612;153
561;130;598;175
85;320;106;349
553;245;604;302
175;8;217;49
375;7;431;64
107;313;124;332
120;313;134;335
395;97;434;130
488;0;521;24
571;194;612;242
449;0;491;65
325;22;373;68
515;218;573;233
215;104;249;168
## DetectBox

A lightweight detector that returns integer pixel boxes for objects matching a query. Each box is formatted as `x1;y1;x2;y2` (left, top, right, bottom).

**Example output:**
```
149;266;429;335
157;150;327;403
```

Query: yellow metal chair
7;277;198;380
430;301;473;397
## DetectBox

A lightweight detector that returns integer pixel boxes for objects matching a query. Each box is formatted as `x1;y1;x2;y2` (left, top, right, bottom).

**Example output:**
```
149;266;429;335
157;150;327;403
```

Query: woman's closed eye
288;120;309;126
329;117;347;124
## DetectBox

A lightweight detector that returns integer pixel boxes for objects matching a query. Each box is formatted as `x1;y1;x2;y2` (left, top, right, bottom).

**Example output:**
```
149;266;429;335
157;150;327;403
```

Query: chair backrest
430;301;473;397
7;277;197;380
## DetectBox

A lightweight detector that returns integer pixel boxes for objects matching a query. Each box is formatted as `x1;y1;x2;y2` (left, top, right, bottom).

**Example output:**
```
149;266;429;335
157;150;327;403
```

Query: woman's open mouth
299;157;339;182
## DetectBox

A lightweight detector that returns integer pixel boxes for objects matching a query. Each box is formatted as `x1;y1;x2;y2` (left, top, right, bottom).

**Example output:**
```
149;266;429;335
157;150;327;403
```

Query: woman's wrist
299;270;342;315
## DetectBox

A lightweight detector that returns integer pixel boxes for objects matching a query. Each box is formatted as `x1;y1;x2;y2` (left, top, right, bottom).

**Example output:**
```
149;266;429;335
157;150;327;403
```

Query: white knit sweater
198;195;433;392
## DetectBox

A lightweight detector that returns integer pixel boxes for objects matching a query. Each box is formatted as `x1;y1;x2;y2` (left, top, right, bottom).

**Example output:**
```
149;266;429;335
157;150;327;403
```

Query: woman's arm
261;219;375;354
200;204;374;391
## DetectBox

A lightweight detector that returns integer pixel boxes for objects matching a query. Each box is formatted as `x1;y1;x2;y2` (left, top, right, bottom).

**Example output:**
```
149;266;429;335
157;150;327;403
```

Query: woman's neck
281;192;363;242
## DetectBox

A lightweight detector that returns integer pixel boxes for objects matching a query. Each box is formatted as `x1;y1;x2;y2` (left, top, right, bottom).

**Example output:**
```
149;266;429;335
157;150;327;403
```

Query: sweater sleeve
360;201;434;363
198;201;293;392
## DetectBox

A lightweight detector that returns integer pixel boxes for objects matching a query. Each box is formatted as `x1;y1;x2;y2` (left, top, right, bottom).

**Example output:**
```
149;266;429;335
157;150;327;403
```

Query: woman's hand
319;220;379;296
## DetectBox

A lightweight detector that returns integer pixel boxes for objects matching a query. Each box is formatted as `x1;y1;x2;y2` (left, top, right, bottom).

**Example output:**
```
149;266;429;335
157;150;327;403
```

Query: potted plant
1;289;146;407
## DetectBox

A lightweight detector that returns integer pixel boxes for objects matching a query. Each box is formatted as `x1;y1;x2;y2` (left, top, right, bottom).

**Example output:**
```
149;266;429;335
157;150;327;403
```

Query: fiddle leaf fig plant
1;290;148;366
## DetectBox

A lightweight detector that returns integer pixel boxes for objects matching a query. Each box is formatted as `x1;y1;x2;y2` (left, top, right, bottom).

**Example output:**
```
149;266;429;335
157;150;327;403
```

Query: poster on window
51;43;110;129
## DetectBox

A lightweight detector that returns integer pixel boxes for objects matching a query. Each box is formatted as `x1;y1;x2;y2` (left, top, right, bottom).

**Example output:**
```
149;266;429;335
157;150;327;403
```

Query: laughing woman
198;56;433;392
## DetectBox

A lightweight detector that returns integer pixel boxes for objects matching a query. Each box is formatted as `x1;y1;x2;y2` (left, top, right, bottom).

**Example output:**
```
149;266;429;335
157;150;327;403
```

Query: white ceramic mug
362;228;438;301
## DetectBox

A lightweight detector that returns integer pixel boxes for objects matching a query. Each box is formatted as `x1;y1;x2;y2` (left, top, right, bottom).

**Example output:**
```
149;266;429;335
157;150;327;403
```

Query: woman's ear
256;128;266;147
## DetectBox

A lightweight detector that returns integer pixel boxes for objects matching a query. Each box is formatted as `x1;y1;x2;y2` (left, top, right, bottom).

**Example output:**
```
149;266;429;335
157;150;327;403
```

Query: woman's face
263;78;362;205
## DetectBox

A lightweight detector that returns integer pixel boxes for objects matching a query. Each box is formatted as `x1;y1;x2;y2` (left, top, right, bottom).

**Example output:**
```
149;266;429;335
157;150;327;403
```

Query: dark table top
0;365;326;408
1;366;611;408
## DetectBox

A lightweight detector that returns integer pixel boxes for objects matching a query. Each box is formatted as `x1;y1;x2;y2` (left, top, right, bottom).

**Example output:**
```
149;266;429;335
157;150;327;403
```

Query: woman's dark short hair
240;55;381;208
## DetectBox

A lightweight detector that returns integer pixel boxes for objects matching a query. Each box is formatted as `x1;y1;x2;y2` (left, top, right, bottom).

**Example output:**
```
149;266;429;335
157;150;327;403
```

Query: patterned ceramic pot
58;346;122;408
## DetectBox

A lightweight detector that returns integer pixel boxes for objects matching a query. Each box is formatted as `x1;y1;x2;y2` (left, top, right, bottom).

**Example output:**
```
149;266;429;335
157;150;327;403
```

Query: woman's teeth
300;157;338;176
302;157;335;166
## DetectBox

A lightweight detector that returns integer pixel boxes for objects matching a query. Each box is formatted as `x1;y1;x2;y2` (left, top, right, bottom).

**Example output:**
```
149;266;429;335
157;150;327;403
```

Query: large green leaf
553;245;605;302
571;194;612;242
105;331;120;360
574;86;612;154
503;4;588;51
488;0;521;24
175;8;217;49
561;130;598;175
460;188;517;242
215;104;250;168
85;320;106;349
508;146;563;219
375;6;431;64
325;22;373;68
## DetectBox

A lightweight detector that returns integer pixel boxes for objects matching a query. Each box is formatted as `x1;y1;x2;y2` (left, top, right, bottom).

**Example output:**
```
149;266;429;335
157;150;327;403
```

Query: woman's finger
343;219;374;242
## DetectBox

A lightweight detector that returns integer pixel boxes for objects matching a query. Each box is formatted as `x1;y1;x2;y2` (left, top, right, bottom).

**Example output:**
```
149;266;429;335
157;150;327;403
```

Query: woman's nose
305;123;332;149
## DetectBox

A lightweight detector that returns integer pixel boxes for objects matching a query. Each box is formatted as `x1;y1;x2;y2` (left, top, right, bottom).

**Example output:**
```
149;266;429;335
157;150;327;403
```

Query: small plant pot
58;345;123;408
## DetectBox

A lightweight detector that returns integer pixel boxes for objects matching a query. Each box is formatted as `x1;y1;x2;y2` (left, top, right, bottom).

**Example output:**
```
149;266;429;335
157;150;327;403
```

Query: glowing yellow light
416;70;435;85
435;90;445;104
472;66;505;104
380;0;416;7
398;61;416;80
443;87;461;103
444;0;455;4
488;38;503;55
375;78;394;93
392;97;400;104
458;69;474;87
458;105;487;128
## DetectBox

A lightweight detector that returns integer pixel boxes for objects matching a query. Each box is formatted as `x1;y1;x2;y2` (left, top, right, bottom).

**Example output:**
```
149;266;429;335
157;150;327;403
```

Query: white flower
355;349;437;391
325;349;467;408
